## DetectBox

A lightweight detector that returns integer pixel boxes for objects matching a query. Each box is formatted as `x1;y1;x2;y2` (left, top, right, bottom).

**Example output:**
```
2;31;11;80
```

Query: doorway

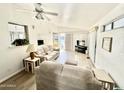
59;33;65;50
59;33;73;51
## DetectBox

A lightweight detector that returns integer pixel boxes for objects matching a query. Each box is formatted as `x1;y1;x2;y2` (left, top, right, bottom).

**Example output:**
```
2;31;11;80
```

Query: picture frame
102;37;113;52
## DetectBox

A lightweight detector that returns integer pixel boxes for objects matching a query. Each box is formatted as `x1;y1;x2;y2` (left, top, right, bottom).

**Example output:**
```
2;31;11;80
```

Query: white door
65;33;73;51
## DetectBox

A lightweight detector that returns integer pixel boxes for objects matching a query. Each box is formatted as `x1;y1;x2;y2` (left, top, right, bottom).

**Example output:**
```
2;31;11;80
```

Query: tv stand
75;45;87;54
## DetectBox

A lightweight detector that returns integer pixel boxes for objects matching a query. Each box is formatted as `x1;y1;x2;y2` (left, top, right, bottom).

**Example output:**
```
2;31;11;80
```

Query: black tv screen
37;40;44;45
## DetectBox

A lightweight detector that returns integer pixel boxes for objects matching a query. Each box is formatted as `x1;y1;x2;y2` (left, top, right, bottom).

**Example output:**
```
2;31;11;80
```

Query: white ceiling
13;3;119;30
44;3;118;30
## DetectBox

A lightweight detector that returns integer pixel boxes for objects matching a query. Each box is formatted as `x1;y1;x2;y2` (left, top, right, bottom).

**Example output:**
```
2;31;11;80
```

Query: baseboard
0;68;25;83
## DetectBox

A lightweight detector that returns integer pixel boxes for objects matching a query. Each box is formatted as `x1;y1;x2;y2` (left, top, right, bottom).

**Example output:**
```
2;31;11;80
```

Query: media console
75;45;87;54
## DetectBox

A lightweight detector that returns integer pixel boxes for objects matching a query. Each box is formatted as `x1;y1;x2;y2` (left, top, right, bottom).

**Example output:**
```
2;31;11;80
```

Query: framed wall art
102;37;113;52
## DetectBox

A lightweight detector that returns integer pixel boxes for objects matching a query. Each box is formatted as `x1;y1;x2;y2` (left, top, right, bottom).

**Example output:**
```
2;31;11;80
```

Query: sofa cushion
49;52;56;56
37;61;63;79
37;47;45;54
42;46;49;53
47;45;53;51
62;64;93;80
44;55;52;60
55;65;89;89
47;51;51;54
65;59;78;66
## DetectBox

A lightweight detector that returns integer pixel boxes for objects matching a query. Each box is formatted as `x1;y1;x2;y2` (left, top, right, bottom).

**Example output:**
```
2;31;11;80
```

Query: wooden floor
0;71;36;90
56;50;94;68
0;50;93;90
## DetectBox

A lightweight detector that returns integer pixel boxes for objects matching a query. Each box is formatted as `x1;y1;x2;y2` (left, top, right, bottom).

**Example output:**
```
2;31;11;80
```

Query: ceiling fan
34;3;58;21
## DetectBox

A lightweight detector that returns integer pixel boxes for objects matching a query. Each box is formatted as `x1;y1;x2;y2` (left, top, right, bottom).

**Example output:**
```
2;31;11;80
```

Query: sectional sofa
35;61;102;90
35;45;60;61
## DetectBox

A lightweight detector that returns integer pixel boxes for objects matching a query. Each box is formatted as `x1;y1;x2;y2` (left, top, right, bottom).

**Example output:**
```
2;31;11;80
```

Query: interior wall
88;31;96;63
0;4;37;82
94;4;124;88
36;22;57;45
0;4;54;83
73;33;88;51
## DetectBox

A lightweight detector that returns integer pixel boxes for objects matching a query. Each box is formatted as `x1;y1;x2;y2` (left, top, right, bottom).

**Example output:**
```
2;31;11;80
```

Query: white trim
0;68;25;83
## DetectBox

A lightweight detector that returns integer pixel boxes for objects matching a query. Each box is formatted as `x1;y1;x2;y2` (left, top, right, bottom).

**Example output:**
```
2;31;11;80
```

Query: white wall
88;31;96;63
73;33;88;51
0;4;55;83
36;22;56;45
94;4;124;88
0;4;37;82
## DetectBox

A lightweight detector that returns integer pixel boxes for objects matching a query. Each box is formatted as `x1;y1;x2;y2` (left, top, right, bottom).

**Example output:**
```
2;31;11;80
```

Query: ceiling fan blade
42;14;51;21
43;11;58;16
15;8;34;13
35;13;40;19
35;7;43;12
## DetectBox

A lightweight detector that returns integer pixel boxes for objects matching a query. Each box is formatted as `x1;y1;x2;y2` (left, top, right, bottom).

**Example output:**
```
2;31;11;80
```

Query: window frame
102;15;124;32
113;17;124;29
8;22;29;46
103;23;113;32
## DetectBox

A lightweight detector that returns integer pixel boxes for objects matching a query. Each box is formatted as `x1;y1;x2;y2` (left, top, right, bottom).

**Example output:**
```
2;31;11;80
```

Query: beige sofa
35;61;102;90
35;45;59;61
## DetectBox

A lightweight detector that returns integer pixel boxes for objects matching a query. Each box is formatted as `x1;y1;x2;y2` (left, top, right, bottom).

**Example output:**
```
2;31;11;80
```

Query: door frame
88;26;98;63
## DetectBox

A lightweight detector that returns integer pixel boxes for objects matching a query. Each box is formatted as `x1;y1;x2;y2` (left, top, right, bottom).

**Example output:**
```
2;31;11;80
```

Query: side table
24;57;40;73
93;68;115;90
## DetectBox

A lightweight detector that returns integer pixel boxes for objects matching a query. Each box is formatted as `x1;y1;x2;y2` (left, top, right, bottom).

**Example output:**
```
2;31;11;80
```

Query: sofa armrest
87;77;102;90
34;54;45;62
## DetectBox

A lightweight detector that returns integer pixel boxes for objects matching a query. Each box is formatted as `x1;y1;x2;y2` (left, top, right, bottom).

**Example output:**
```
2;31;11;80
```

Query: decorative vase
30;52;35;60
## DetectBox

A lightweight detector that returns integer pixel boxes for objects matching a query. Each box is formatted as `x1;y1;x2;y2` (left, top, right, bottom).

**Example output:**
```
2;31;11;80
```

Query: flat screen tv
37;40;44;45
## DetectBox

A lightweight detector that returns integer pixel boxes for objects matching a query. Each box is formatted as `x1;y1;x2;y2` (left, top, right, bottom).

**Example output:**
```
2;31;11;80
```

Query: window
8;22;29;46
53;33;59;48
103;23;112;32
103;16;124;32
113;17;124;29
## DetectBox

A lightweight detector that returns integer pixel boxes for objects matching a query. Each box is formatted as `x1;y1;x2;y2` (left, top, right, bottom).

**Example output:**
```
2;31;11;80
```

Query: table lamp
26;44;36;60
